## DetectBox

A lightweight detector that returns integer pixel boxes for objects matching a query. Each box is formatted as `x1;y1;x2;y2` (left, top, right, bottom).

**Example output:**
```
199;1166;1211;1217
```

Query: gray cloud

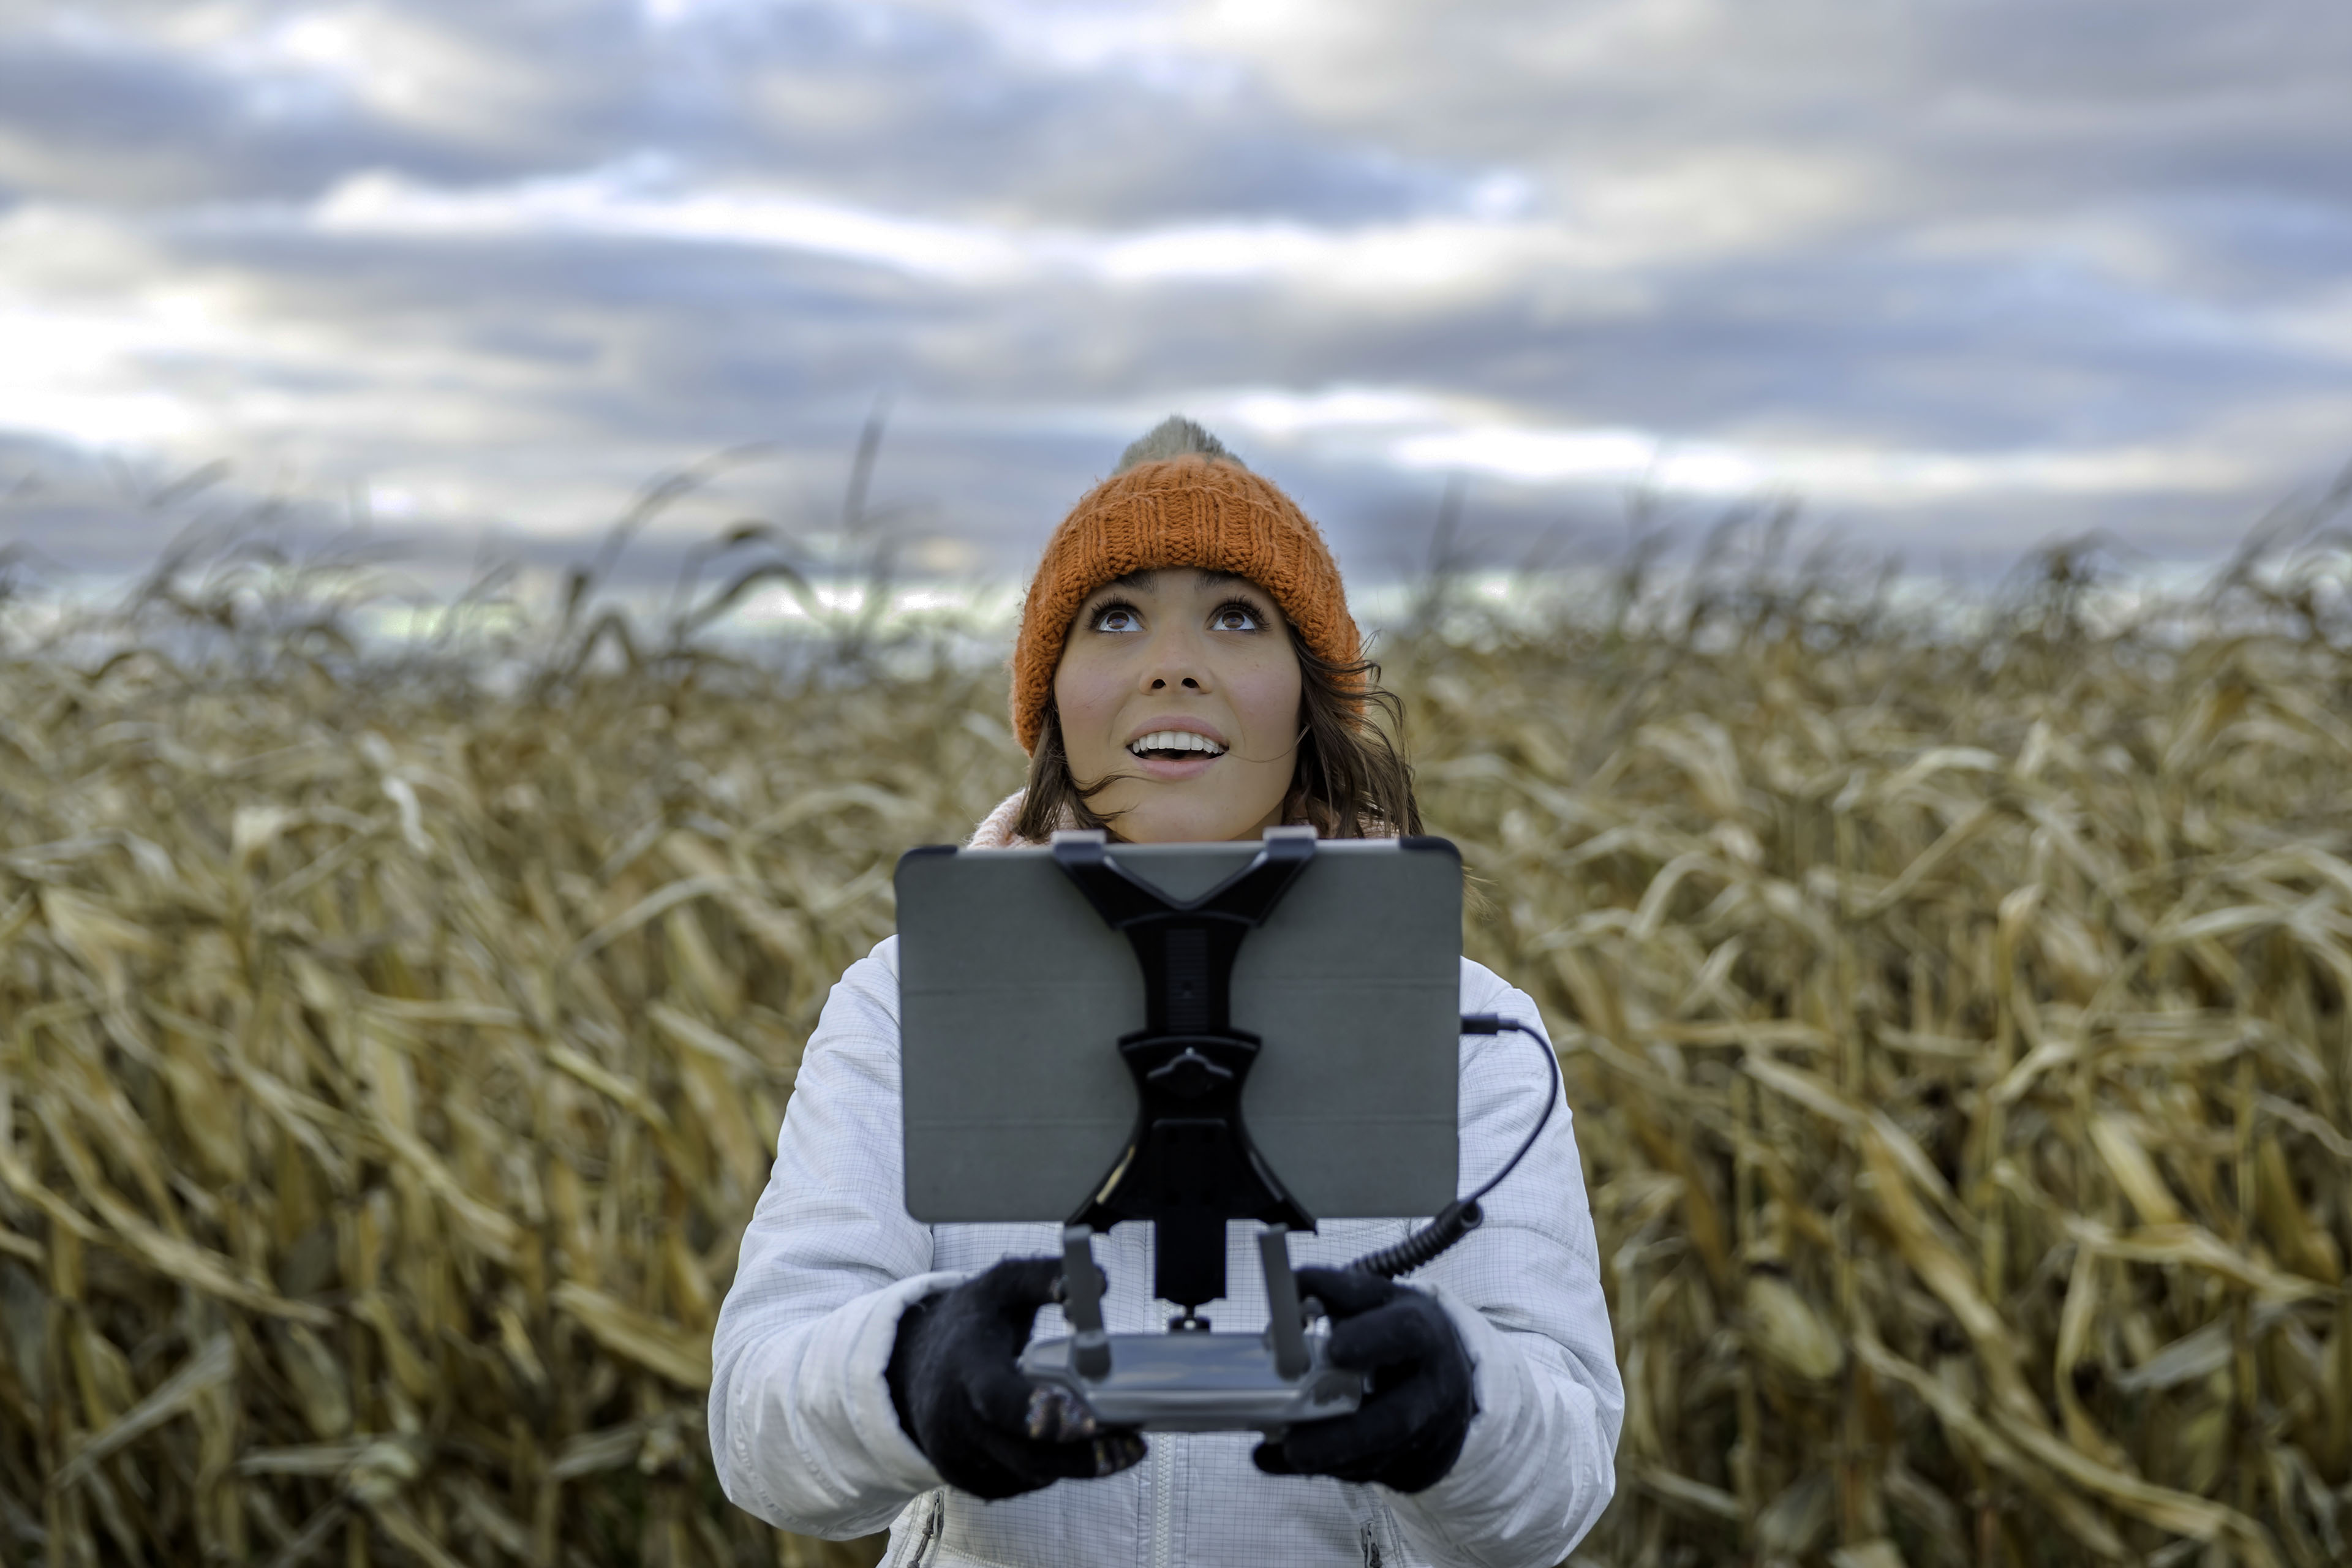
2;0;2348;597
1;2;1479;222
0;21;515;202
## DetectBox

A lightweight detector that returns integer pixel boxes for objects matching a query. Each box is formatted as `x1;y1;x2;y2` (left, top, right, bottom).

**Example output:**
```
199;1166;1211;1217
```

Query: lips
1120;722;1229;781
1126;728;1229;759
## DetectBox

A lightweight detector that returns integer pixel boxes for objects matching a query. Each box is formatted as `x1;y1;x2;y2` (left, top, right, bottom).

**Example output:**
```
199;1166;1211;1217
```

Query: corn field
4;537;2352;1566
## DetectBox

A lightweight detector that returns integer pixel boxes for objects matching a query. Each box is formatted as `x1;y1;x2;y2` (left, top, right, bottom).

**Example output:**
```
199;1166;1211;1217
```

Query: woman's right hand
885;1257;1148;1499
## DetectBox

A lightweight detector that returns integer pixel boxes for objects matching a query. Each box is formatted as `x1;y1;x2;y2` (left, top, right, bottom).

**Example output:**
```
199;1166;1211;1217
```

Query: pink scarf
965;790;1049;849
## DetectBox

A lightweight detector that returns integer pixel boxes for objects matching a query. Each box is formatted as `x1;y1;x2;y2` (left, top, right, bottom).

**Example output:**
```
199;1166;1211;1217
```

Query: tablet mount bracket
1050;827;1317;1321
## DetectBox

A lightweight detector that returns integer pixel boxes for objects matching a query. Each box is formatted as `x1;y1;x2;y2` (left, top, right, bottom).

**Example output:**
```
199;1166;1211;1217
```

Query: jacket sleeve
1384;971;1625;1568
708;938;957;1539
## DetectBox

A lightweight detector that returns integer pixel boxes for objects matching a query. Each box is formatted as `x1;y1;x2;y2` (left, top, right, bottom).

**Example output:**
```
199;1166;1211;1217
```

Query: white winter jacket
709;937;1623;1567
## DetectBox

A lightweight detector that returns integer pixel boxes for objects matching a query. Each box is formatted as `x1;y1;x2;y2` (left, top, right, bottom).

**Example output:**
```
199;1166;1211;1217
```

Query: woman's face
1053;568;1304;842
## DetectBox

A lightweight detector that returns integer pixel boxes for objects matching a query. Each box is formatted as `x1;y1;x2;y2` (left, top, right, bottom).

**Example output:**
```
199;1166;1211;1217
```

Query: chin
1114;813;1238;844
1104;791;1278;844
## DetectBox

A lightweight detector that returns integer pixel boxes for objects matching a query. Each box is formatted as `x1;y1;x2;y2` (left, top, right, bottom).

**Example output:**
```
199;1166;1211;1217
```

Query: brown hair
1011;628;1422;843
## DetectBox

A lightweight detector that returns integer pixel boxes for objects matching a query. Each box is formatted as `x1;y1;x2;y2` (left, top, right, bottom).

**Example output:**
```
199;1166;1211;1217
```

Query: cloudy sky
4;0;2350;597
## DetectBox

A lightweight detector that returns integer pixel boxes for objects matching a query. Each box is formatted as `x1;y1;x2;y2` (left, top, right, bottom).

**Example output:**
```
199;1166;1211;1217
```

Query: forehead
1084;568;1267;600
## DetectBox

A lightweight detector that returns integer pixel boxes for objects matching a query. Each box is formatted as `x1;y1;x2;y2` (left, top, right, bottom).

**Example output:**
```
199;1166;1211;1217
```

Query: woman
710;419;1622;1566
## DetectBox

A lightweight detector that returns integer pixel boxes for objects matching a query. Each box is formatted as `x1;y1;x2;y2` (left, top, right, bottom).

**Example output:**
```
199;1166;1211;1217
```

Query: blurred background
5;0;2351;612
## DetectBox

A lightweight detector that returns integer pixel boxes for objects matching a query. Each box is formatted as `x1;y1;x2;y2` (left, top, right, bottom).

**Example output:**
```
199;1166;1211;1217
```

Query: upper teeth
1130;730;1226;756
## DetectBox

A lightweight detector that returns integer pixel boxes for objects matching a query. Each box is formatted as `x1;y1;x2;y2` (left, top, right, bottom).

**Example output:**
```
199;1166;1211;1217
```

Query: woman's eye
1212;604;1260;631
1093;605;1140;632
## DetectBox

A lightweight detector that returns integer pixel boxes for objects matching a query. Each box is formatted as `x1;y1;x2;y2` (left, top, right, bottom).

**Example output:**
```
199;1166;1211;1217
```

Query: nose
1141;621;1211;694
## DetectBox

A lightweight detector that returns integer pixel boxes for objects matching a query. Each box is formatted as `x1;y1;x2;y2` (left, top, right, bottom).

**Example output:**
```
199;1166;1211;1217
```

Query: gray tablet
896;834;1463;1224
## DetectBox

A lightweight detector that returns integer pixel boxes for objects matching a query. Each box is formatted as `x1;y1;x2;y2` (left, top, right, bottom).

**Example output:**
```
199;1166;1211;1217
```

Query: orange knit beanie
1009;421;1362;755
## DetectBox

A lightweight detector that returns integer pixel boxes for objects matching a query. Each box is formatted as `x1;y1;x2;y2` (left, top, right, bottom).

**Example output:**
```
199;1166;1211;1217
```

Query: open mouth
1127;729;1228;762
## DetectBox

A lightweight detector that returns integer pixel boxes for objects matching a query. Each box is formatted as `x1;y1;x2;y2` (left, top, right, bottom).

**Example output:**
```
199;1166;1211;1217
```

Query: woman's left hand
1250;1267;1477;1494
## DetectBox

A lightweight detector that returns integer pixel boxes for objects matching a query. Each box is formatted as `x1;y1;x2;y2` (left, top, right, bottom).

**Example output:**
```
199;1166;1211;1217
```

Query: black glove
1253;1266;1477;1494
886;1256;1148;1500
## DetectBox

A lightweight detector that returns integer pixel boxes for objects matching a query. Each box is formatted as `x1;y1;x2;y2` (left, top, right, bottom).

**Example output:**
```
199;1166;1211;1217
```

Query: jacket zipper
1150;1441;1174;1568
919;1491;944;1565
888;1491;943;1567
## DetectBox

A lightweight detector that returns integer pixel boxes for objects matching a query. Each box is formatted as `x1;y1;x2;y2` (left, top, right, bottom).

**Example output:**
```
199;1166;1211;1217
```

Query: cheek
1053;657;1122;747
1227;653;1305;742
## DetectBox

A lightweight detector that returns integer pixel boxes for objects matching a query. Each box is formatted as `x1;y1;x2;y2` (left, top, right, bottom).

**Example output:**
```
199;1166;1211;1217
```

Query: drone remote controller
1019;1225;1368;1433
983;834;1540;1435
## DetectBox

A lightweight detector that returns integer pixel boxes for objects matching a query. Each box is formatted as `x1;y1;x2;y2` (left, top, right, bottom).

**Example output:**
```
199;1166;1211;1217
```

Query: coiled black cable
1348;1015;1561;1279
1348;1197;1486;1280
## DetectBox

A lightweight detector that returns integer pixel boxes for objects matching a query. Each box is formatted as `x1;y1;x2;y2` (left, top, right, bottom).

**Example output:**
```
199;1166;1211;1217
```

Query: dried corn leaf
2087;1113;2186;1226
1744;1273;1844;1382
552;1282;712;1390
51;1333;233;1491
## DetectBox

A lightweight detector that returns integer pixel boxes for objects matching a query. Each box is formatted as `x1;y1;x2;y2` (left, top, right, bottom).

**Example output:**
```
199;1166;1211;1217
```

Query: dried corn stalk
2;546;2350;1567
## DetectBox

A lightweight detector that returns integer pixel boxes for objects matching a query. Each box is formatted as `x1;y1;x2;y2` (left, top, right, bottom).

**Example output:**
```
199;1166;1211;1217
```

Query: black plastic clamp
1049;827;1319;1316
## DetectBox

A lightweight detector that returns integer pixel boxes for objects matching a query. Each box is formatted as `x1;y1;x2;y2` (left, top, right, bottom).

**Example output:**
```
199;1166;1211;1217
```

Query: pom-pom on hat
1009;417;1362;755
